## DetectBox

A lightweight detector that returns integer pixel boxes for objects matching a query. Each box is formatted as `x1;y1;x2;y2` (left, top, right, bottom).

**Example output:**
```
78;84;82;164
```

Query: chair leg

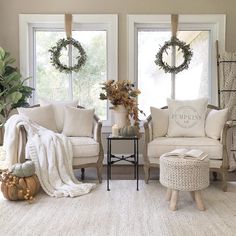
194;190;205;211
144;165;150;184
81;168;85;181
213;172;217;181
221;169;228;192
170;190;178;211
97;164;103;183
166;188;172;201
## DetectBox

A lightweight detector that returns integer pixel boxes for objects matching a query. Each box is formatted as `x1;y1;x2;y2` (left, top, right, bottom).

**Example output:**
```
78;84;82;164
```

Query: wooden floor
74;165;236;181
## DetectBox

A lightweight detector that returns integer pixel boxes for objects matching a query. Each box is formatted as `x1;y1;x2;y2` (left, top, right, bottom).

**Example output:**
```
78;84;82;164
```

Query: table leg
136;139;139;191
107;139;110;191
194;190;205;211
170;190;178;211
166;188;172;201
133;140;137;179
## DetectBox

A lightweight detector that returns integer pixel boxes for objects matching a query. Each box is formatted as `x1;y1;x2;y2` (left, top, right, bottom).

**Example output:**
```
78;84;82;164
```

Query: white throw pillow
63;106;94;137
167;98;208;137
150;107;169;137
205;108;228;140
39;97;78;132
17;105;58;132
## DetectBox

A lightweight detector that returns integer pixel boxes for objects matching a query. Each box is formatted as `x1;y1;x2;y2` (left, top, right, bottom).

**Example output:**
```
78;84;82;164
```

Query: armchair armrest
225;120;236;128
18;125;27;163
93;114;102;143
143;115;153;144
143;115;153;165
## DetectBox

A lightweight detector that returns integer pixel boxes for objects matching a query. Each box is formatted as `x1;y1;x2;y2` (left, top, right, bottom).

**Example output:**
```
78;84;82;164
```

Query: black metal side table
107;135;139;191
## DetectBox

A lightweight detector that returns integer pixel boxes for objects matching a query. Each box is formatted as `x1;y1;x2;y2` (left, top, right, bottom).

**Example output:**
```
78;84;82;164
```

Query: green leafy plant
0;47;34;125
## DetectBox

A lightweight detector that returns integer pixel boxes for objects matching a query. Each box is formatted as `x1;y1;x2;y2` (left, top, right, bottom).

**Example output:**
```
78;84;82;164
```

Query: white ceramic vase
113;105;129;128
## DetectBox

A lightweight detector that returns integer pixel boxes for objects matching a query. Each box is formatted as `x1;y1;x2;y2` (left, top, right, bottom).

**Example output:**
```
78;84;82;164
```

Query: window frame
127;14;226;106
19;14;118;128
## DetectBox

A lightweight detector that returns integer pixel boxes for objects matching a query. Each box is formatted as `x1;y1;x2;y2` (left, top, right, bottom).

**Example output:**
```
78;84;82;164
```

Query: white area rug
0;181;236;236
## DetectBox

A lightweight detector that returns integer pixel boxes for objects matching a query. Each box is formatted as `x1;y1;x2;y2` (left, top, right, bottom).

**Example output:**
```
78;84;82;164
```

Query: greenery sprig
155;36;193;74
49;38;87;73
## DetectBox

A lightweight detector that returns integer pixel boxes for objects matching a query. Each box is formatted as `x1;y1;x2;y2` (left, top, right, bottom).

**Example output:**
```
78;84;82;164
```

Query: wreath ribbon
171;14;178;37
65;13;72;39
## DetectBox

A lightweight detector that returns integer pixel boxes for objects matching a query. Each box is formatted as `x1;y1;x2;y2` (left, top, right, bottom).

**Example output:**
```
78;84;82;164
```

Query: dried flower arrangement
99;80;144;128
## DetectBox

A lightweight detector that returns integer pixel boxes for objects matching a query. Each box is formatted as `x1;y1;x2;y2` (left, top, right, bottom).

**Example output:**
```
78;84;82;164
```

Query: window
20;14;118;125
128;15;225;119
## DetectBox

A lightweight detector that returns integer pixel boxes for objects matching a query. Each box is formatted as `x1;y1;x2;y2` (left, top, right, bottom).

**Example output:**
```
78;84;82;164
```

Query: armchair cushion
167;98;208;137
147;137;223;160
62;107;94;137
205;108;228;139
39;97;78;132
150;107;169;137
68;137;99;157
17;105;58;132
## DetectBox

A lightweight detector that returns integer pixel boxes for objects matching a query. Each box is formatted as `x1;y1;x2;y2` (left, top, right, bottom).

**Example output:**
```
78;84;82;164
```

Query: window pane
175;31;210;100
138;30;171;119
138;29;210;119
35;31;70;101
72;31;107;120
35;30;108;120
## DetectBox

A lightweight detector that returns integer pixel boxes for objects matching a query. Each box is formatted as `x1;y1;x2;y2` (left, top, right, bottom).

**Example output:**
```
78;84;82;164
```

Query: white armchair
143;104;231;191
17;105;104;183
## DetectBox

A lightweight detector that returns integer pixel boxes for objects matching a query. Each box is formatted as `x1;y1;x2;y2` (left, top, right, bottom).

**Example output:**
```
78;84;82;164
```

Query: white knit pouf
160;155;209;211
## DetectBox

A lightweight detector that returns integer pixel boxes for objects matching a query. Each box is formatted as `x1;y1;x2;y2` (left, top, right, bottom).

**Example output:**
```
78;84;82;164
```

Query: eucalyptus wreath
155;36;193;74
49;38;87;73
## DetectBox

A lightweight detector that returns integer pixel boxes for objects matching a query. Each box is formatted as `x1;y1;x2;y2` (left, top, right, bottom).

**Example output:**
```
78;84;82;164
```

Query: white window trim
127;14;226;105
19;14;118;131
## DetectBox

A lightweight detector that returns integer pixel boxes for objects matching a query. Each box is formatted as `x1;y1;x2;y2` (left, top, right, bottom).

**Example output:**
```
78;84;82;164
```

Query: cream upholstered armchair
17;105;104;183
143;104;232;192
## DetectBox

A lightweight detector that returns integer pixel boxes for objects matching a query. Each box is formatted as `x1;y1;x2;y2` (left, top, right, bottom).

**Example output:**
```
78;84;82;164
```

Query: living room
0;0;236;235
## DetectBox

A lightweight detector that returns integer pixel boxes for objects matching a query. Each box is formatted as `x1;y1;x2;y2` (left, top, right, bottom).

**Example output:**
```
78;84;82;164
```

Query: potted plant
100;80;144;132
0;47;34;143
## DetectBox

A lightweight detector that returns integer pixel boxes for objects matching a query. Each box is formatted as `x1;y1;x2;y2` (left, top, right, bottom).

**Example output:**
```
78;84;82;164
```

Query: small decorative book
162;148;208;161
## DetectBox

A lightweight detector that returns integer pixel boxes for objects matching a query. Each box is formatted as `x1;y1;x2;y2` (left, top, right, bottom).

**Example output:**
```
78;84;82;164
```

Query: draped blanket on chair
2;114;96;197
219;52;236;171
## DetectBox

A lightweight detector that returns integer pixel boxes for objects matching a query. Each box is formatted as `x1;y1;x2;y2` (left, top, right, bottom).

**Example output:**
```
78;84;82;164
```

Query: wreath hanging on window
49;37;87;73
154;36;193;74
49;14;87;73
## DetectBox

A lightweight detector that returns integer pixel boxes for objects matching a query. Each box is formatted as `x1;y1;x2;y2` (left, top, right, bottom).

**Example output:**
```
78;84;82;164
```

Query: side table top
107;134;139;140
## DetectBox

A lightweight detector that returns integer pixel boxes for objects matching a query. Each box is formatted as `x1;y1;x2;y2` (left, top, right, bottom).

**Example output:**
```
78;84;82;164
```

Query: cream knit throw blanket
220;52;236;171
3;114;95;197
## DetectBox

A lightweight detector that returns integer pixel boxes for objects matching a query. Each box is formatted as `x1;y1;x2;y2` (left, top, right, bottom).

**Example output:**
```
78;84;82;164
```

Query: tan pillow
205;108;228;139
63;106;94;137
17;105;58;132
167;98;208;137
150;107;169;137
39;97;78;132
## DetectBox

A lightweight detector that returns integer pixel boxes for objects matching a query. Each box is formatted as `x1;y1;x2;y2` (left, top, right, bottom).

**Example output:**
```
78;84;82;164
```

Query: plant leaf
0;47;5;60
8;91;22;104
0;61;5;75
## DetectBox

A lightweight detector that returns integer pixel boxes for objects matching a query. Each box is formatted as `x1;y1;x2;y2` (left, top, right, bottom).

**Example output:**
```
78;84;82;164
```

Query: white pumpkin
10;161;35;177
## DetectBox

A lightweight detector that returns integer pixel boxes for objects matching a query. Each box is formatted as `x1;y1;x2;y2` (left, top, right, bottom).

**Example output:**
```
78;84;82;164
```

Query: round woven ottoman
160;155;209;211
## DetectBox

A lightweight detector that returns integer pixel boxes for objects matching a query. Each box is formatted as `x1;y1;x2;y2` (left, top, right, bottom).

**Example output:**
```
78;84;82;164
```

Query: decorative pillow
205;108;228;139
17;105;58;132
150;107;169;137
39;97;78;132
167;98;208;137
62;106;94;137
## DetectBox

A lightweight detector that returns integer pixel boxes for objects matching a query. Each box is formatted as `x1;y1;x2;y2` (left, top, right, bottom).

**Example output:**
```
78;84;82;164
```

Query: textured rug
0;181;236;236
